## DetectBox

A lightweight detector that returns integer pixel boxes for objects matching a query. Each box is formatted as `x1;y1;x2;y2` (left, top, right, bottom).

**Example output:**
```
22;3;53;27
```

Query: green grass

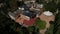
35;18;46;30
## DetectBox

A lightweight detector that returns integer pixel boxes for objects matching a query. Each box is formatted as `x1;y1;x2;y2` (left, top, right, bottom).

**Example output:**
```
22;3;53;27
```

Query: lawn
35;18;46;30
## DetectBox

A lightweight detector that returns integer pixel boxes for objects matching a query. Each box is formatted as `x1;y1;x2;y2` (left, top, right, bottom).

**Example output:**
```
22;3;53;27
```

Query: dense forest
0;0;60;34
53;2;60;34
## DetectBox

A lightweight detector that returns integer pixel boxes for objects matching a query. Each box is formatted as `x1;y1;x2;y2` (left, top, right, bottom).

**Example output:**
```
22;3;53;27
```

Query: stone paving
39;13;55;34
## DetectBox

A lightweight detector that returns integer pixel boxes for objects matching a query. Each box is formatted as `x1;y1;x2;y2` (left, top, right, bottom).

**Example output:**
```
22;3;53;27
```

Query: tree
44;0;57;13
53;10;60;34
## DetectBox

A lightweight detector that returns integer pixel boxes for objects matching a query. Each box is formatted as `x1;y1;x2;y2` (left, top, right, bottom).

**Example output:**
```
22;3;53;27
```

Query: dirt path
39;14;55;34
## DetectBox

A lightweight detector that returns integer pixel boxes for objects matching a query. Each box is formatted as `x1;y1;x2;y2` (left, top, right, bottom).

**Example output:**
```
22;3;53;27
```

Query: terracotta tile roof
23;18;36;26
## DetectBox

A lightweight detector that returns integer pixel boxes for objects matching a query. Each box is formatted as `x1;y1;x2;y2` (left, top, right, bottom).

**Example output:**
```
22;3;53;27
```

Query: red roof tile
23;18;36;26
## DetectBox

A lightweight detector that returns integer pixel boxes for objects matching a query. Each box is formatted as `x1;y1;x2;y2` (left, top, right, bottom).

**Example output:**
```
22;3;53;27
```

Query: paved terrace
39;13;55;34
